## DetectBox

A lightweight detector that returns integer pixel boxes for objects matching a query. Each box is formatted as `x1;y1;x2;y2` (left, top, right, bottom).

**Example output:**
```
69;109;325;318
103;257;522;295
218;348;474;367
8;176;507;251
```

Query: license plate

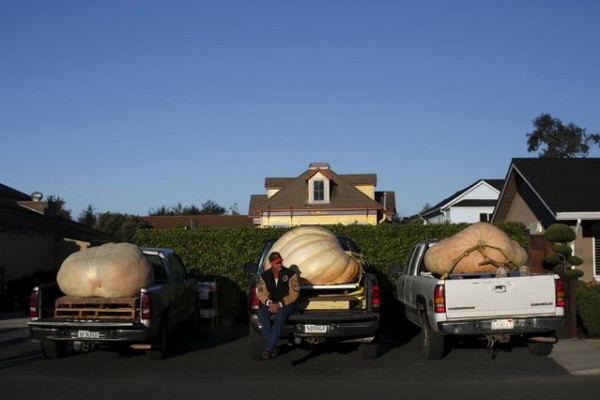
491;319;514;330
304;324;327;333
77;330;100;339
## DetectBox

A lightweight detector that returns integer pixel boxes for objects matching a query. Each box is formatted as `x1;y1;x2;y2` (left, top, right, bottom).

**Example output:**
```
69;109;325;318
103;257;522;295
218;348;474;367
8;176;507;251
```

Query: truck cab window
146;255;167;282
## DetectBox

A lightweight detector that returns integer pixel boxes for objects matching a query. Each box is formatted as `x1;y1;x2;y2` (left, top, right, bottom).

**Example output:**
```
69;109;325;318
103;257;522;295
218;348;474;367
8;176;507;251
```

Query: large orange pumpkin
424;222;528;275
265;226;362;285
57;242;153;298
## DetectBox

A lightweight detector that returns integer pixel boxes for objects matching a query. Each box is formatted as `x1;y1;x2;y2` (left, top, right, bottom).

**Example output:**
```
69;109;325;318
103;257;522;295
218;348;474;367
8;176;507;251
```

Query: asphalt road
1;321;599;400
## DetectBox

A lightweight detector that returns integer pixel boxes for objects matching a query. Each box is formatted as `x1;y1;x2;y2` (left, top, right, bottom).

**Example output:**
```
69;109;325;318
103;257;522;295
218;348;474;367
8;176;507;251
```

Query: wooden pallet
54;296;137;319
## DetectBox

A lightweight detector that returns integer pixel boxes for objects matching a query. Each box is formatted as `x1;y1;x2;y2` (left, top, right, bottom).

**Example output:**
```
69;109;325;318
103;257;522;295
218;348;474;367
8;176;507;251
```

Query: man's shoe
262;350;271;360
270;348;279;358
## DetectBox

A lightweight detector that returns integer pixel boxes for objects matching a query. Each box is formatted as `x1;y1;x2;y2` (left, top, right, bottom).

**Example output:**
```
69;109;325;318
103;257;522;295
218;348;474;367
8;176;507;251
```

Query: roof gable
252;167;382;212
497;158;600;219
421;179;503;216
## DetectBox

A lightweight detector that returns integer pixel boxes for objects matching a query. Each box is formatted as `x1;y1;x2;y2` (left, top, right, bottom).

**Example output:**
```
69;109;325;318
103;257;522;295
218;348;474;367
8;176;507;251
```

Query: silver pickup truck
28;247;200;360
390;241;565;359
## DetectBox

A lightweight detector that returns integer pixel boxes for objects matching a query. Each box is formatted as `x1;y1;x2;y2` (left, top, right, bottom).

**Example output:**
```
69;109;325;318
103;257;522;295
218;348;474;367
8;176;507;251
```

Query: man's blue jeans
257;303;296;352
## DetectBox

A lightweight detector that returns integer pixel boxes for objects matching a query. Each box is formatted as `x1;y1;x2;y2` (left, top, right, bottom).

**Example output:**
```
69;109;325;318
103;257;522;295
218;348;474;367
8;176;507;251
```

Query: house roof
142;215;254;229
421;179;504;217
0;183;115;243
0;183;30;201
497;158;600;220
250;167;393;215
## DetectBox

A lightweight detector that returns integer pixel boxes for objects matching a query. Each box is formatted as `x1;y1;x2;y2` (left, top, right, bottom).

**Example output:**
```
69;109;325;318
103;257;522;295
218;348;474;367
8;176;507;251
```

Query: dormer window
313;180;325;201
308;174;330;204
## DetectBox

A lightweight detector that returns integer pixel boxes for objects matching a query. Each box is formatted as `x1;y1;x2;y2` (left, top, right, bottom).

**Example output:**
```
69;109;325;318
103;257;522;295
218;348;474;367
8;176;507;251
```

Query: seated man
256;251;300;360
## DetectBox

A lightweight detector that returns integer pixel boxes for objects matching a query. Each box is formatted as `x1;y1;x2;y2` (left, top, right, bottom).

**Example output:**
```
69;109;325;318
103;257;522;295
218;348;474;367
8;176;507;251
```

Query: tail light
29;289;40;319
370;283;380;310
249;286;260;310
555;278;565;308
433;284;446;313
141;292;153;319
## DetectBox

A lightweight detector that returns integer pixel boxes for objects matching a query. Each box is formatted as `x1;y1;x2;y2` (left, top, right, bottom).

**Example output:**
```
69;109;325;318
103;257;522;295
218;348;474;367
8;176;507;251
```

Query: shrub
133;222;527;322
575;283;600;337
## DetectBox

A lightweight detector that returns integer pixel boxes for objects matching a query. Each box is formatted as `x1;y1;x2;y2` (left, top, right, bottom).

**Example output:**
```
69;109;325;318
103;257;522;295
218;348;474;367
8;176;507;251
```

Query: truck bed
296;281;366;311
53;296;138;320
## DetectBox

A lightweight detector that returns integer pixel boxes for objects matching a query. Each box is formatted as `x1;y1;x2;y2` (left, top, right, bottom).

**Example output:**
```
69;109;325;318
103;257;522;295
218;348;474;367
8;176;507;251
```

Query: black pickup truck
243;236;381;360
28;247;200;360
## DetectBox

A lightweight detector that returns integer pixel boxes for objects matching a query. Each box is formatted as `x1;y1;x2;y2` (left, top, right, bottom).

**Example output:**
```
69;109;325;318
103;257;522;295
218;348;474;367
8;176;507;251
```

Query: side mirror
243;262;259;274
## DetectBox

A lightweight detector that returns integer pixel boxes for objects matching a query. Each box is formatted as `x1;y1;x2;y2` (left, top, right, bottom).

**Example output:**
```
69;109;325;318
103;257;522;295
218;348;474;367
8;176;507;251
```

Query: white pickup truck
390;240;565;359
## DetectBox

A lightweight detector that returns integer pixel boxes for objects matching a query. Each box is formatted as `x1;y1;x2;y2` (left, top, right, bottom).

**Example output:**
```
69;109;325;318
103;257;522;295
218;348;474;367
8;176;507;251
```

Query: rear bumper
28;320;154;343
249;311;380;342
437;316;564;336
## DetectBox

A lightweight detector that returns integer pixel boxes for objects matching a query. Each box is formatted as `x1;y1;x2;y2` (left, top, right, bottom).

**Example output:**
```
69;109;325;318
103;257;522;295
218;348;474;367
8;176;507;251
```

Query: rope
440;241;520;280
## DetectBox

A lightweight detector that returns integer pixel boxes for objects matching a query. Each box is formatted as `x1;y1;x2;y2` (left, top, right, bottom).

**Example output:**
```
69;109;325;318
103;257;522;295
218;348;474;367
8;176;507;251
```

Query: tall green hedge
575;284;600;337
134;222;529;322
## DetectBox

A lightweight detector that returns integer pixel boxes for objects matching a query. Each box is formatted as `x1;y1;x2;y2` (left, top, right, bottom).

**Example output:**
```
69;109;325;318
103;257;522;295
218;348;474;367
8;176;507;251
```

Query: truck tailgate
444;275;558;320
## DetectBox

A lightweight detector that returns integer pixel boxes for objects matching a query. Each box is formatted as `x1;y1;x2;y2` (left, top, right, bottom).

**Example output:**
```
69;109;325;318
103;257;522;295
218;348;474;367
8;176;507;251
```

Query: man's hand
268;303;281;313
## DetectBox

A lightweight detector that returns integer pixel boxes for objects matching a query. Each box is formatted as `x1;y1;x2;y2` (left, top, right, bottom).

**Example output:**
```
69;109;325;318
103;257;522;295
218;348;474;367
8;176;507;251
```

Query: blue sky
2;1;599;219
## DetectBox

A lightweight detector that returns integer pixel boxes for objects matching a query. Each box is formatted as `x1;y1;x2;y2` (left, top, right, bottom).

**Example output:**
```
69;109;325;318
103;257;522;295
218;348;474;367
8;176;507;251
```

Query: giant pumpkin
57;242;153;298
424;222;528;275
265;226;362;285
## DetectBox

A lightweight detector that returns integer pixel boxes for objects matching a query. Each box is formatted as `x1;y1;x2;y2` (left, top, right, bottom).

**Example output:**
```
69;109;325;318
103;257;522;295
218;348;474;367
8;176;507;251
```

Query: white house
420;179;504;224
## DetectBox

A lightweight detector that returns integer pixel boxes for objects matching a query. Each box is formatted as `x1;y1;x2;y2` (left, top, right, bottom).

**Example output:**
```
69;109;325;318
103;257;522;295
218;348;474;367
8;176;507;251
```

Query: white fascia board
556;212;600;220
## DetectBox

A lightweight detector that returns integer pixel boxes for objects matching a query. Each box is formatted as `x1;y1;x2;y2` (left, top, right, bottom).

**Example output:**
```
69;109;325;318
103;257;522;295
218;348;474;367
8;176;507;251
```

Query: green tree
149;200;230;216
182;204;202;214
228;203;240;215
526;113;600;158
46;195;72;220
543;223;584;278
77;205;97;227
199;200;226;215
94;212;151;242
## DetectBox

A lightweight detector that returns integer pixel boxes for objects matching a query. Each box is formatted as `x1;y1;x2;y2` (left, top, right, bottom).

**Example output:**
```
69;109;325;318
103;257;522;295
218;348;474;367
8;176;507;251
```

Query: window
479;213;491;222
313;180;325;201
308;174;330;204
167;253;186;281
145;254;168;282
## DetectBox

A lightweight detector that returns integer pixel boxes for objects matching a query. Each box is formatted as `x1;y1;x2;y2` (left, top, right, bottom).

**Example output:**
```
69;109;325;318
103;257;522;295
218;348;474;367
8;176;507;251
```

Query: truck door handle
493;285;506;293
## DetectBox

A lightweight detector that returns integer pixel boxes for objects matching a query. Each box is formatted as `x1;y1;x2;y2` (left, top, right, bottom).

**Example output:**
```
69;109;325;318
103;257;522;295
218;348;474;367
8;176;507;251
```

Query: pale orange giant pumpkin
265;226;362;285
57;242;153;298
424;222;528;275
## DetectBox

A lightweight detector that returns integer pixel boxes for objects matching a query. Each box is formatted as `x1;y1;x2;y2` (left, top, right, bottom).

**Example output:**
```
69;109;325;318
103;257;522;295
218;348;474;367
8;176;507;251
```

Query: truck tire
188;301;201;335
360;340;379;360
148;323;169;360
528;342;553;356
422;320;445;360
41;340;67;359
249;326;265;361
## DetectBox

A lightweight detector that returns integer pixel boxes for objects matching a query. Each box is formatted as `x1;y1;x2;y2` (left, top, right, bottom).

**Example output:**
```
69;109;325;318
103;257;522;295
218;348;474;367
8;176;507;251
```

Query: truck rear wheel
148;324;169;360
360;340;379;360
249;325;265;361
422;320;445;360
41;340;67;359
188;301;201;335
528;341;553;356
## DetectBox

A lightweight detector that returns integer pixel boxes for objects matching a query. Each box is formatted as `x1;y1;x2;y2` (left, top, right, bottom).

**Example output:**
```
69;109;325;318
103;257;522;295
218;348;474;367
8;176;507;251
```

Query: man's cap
269;252;282;262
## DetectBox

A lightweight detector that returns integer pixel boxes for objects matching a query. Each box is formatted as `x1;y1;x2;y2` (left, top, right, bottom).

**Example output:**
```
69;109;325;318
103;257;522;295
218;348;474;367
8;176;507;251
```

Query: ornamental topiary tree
543;223;584;278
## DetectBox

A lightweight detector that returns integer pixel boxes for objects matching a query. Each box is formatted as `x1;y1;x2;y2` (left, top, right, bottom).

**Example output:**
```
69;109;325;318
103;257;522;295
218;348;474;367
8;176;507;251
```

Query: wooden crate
54;296;137;319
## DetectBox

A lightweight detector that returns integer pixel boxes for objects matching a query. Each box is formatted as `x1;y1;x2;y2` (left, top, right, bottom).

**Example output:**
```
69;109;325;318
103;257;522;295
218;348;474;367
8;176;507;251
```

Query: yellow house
248;162;396;227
